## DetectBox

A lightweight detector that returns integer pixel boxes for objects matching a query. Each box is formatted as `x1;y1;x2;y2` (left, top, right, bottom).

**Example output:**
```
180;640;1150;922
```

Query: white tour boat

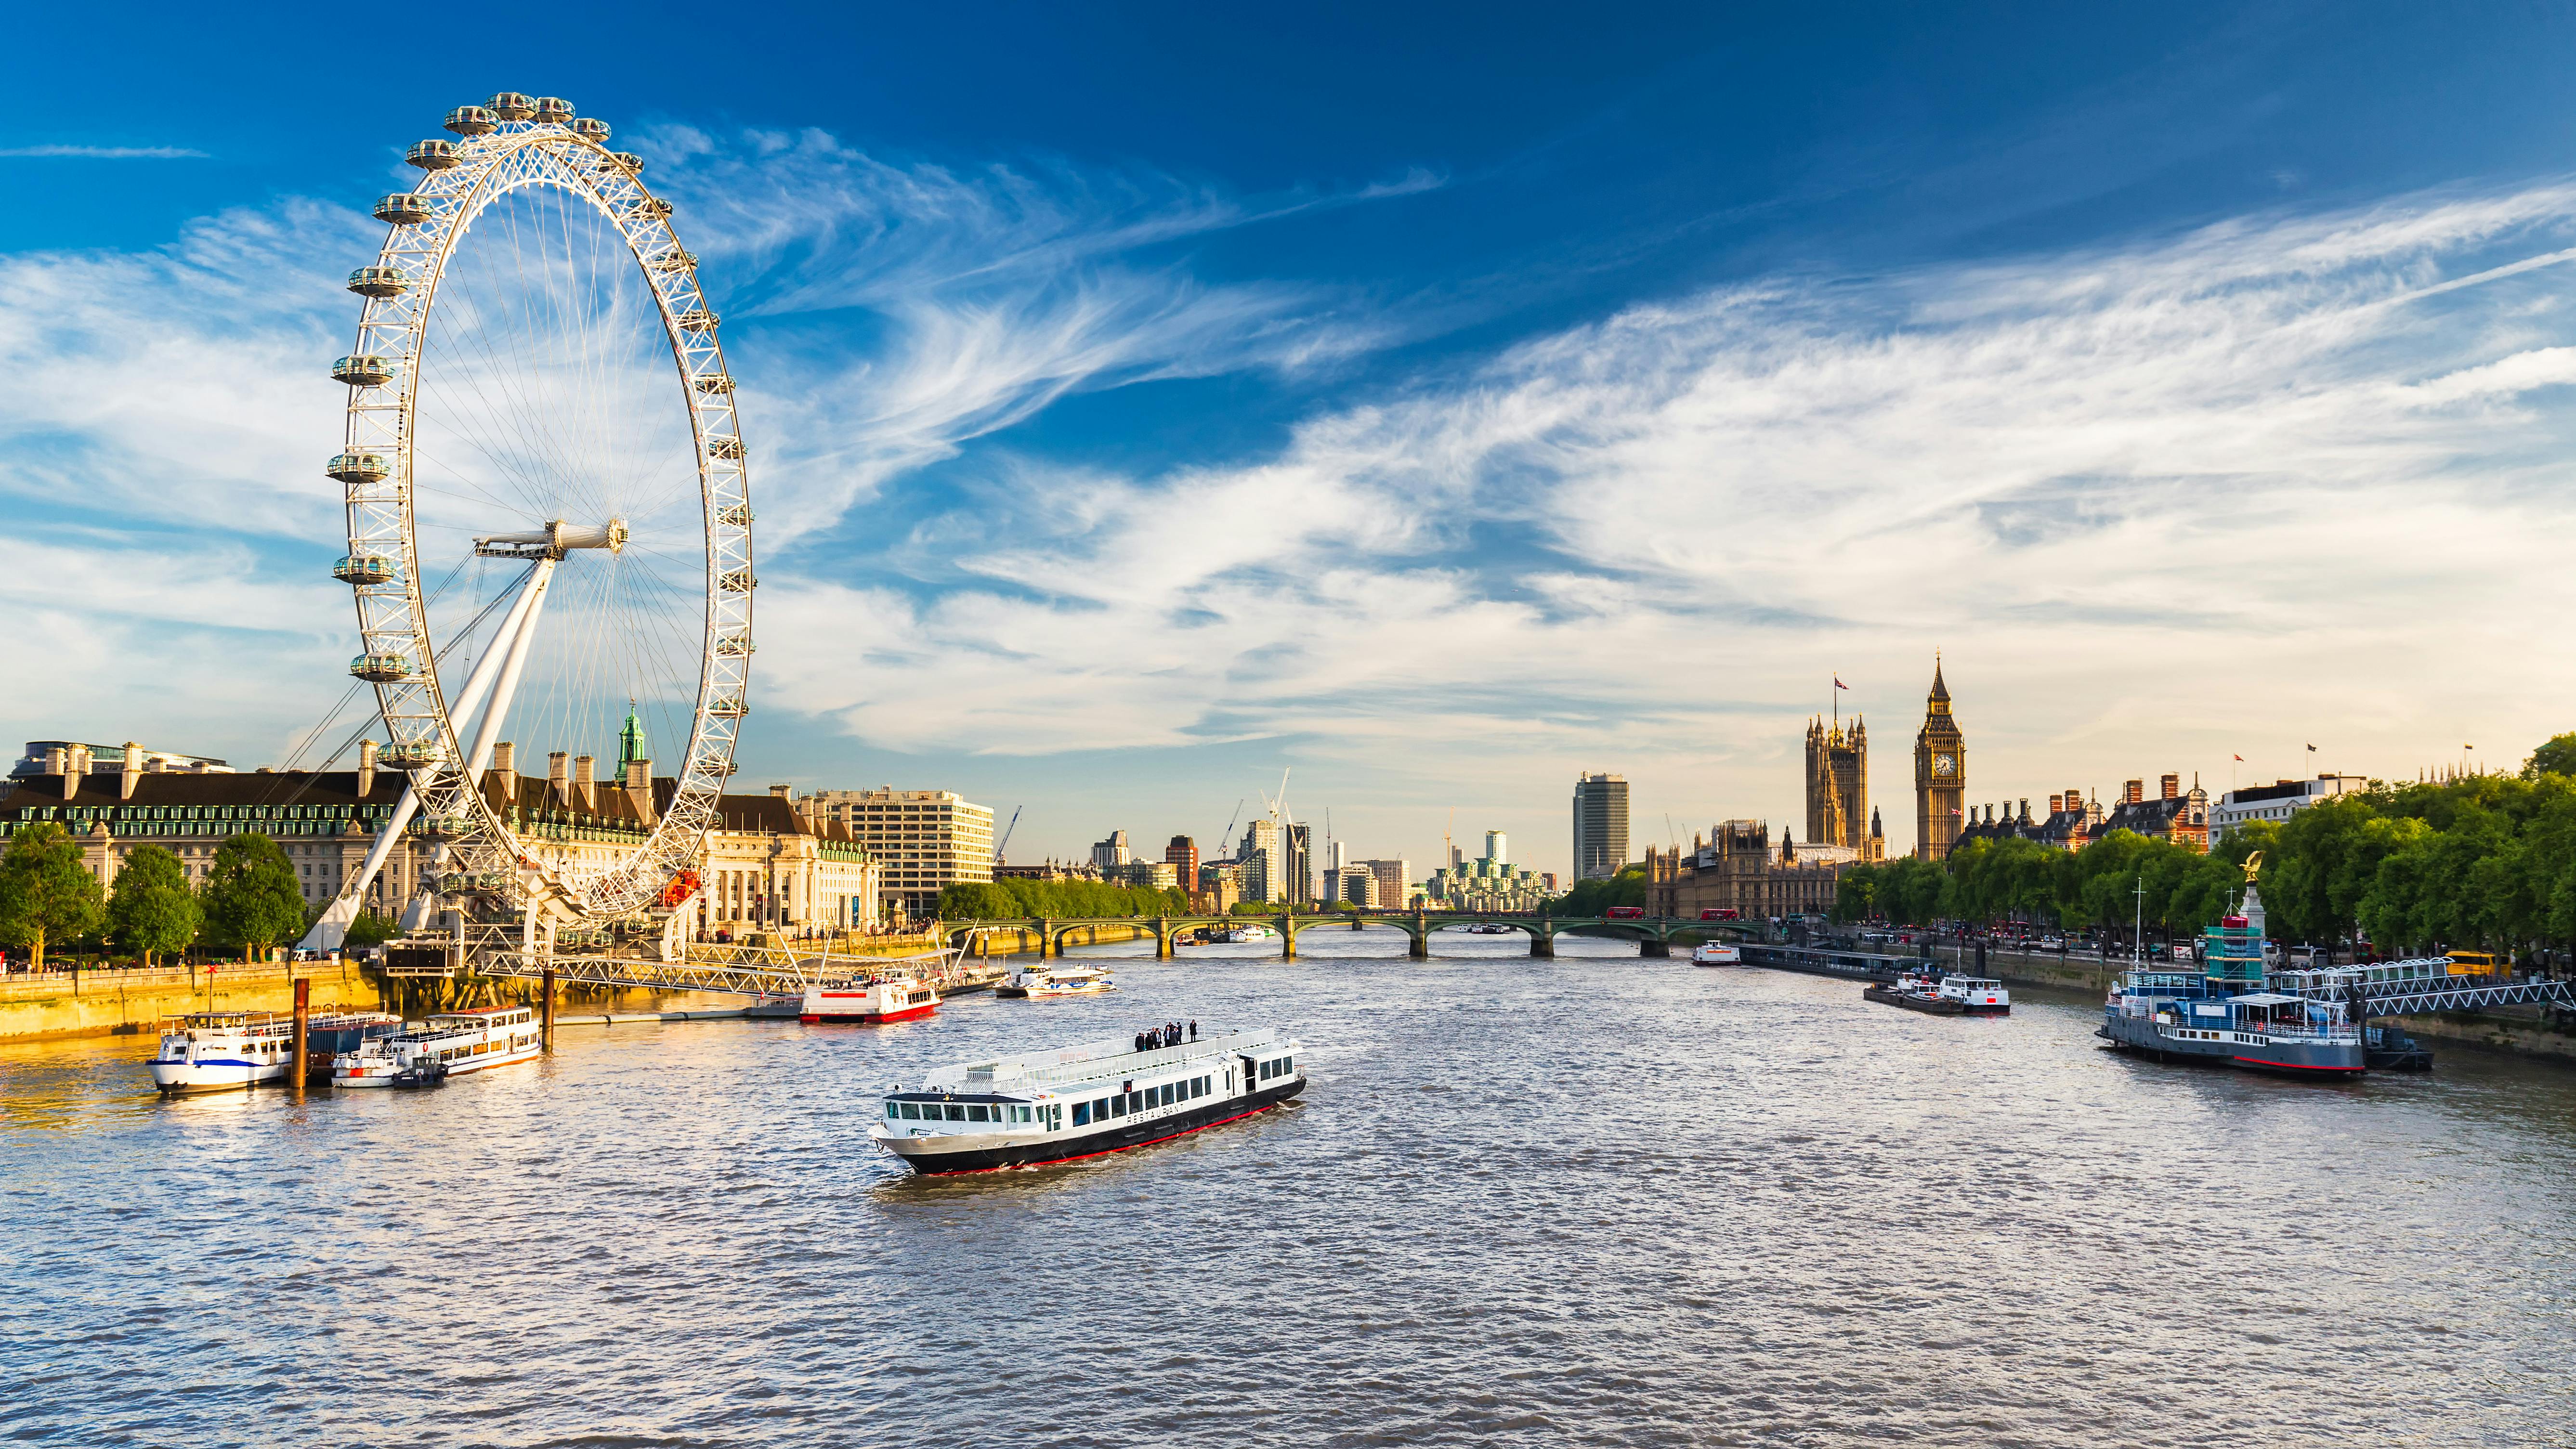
1691;942;1742;966
331;1005;542;1088
800;975;939;1024
869;1028;1307;1175
1222;925;1278;943
996;962;1117;998
150;1010;403;1094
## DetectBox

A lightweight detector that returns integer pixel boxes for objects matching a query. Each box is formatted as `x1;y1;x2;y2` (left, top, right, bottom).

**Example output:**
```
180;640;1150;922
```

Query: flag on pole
1833;676;1848;690
2233;754;2244;762
2305;744;2316;753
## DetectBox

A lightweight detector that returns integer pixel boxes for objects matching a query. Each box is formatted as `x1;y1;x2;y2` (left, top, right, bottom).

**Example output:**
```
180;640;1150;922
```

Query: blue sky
9;2;2576;876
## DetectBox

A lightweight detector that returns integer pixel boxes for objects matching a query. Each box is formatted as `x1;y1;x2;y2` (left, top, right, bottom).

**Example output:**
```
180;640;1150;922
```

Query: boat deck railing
922;1028;1284;1092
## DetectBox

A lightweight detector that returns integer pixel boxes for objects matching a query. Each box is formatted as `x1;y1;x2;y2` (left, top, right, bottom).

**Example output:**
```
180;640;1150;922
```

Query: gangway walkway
2353;977;2576;1018
471;942;994;999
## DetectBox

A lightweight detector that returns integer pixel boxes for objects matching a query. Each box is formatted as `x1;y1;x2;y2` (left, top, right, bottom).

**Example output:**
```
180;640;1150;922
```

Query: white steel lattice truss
339;109;752;941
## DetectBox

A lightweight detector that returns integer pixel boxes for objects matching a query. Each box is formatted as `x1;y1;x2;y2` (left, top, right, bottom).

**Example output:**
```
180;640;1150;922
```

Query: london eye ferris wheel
314;91;752;953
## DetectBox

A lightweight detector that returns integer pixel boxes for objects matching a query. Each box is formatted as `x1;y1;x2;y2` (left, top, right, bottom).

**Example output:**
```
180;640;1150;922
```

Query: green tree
2527;732;2576;781
344;910;401;949
1546;865;1648;916
0;822;107;970
199;833;306;960
103;844;199;966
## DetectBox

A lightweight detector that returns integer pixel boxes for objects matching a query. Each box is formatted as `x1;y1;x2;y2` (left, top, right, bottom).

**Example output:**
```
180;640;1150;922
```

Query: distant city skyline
10;7;2576;884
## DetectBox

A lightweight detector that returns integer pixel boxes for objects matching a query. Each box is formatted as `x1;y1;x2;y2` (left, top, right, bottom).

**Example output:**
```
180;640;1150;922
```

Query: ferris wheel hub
472;517;629;560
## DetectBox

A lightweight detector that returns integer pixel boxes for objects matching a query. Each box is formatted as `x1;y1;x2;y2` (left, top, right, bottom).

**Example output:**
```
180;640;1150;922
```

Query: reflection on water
4;932;2574;1447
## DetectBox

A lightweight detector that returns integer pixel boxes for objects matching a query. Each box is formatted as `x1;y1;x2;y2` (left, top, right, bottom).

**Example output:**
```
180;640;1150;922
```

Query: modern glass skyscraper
1572;772;1629;881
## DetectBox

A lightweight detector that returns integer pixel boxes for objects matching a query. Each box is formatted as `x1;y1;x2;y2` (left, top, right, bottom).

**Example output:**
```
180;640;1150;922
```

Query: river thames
4;932;2573;1447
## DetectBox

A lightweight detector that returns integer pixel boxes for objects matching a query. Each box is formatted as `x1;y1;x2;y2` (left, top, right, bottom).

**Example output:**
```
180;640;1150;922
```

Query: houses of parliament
1806;661;1967;862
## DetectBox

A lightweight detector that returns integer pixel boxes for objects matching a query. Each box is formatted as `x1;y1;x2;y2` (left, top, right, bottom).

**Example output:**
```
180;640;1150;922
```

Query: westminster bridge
942;910;1771;961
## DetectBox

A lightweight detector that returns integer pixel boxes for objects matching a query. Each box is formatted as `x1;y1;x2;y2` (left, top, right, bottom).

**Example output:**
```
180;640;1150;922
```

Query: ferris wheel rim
334;99;754;926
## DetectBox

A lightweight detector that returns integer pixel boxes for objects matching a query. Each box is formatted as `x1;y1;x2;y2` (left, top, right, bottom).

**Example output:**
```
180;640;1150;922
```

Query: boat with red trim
868;1028;1306;1175
2098;879;2362;1075
800;975;939;1024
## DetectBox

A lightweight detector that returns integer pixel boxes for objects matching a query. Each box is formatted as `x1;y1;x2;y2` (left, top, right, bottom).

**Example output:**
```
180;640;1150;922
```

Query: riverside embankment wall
1;932;960;1044
0;962;386;1044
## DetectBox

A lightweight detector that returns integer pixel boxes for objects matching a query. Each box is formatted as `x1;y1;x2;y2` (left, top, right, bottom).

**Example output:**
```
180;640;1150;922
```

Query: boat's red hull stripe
914;1100;1286;1176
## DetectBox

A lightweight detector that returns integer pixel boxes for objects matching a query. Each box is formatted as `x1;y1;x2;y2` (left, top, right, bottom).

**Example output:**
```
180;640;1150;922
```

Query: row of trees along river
0;825;395;969
1830;732;2576;961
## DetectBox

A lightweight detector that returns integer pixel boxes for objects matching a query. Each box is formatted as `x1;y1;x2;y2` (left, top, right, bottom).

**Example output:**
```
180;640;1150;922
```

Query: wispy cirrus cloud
756;182;2576;839
0;145;208;159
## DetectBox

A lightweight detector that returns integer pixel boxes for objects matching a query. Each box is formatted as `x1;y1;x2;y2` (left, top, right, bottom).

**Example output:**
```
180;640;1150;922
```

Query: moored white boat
996;963;1116;998
332;1005;542;1088
150;1010;404;1094
1936;976;2011;1014
1691;942;1741;966
151;1012;295;1093
800;975;939;1023
868;1028;1306;1175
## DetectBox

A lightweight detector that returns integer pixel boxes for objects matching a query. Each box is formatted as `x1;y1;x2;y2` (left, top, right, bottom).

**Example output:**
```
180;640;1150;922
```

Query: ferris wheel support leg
301;562;556;952
460;556;559;777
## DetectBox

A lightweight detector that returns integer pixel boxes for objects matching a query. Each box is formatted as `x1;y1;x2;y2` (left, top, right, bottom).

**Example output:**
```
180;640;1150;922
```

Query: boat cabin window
1073;1101;1092;1126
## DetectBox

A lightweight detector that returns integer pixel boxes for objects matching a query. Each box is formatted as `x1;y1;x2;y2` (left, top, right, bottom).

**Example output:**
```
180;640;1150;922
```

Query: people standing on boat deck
1189;1020;1197;1041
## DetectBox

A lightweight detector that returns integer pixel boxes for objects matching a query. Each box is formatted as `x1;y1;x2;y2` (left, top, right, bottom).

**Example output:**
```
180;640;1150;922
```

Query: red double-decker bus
1605;906;1646;920
1699;907;1740;921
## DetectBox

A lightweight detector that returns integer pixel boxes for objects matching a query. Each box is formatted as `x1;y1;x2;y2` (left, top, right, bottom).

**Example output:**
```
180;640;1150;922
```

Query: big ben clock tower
1913;657;1966;860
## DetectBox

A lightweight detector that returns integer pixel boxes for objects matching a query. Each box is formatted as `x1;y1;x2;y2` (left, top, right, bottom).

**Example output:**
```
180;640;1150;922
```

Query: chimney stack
768;783;792;800
626;758;656;827
2161;773;2179;800
549;750;569;806
120;742;142;801
492;741;515;779
573;755;596;811
2124;779;2144;806
2018;798;2031;824
63;744;88;801
2049;793;2064;814
357;738;378;801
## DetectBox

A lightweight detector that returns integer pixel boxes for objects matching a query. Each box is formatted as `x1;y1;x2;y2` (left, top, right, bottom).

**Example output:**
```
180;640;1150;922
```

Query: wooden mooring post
541;966;557;1050
290;977;311;1097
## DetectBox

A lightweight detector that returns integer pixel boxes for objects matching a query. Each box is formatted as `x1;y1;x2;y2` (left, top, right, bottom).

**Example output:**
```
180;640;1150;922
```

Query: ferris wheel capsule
376;741;437;770
487;92;535;120
569;117;610;143
445;106;497;136
695;372;733;395
347;266;411;297
373;194;432;225
333;554;398;586
634;197;673;219
718;568;756;593
532;97;575;124
675;308;718;332
608;152;644;173
327;451;392;484
405;140;459;171
716;503;752;526
706;436;743;460
331;355;396;386
651;249;697;273
349;653;413;683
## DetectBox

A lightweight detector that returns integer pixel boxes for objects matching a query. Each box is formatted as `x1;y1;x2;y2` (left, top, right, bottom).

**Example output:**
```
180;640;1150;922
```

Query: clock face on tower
1933;753;1956;777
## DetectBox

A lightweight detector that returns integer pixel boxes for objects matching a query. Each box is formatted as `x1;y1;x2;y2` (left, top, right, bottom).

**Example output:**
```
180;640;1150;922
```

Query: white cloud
752;183;2576;853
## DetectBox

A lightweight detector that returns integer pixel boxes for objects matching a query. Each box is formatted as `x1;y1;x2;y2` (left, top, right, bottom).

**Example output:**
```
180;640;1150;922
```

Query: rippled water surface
6;933;2576;1447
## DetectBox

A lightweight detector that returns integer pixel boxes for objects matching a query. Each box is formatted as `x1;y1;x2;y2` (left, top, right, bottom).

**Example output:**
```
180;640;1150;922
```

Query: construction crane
994;805;1021;866
1219;797;1244;855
